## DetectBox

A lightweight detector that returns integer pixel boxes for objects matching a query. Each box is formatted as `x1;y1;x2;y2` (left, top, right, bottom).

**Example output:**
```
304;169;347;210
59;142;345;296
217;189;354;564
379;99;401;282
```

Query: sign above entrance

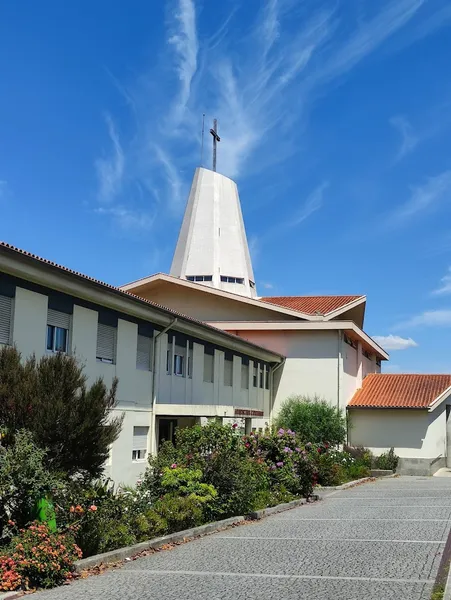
234;408;264;417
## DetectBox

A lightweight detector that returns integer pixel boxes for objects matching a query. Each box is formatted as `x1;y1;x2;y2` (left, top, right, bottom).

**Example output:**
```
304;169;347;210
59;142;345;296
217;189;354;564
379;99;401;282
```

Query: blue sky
1;0;451;373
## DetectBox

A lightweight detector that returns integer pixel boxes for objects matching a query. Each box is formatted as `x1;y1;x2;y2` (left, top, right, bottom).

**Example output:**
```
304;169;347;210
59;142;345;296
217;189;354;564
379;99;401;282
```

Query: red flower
89;505;97;512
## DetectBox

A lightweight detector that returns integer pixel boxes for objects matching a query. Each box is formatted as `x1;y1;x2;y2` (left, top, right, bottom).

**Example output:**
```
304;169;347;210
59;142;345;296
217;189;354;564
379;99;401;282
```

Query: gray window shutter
203;352;214;383
136;335;152;370
47;308;71;329
96;323;116;362
0;295;12;345
133;426;149;450
241;363;249;389
224;358;233;386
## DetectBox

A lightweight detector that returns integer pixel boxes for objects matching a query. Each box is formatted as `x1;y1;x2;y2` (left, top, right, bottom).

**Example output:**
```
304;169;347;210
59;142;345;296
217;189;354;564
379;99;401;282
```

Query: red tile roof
348;374;451;409
261;295;364;316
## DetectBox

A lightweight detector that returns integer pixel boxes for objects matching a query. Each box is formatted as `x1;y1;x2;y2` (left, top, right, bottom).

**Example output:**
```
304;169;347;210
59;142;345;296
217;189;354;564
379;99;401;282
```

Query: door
158;418;178;447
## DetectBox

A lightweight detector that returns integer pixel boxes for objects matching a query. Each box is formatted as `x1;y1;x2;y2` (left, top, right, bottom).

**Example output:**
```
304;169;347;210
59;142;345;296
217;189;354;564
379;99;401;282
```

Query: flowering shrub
1;522;81;591
242;428;316;498
0;555;22;591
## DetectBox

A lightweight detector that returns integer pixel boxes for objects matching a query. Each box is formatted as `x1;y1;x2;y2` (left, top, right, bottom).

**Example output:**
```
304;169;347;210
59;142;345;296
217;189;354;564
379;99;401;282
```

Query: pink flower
171;463;177;469
89;505;97;512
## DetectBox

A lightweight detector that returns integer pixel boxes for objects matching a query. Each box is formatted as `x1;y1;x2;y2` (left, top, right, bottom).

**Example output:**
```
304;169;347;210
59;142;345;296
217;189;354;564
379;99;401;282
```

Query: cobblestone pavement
34;477;451;600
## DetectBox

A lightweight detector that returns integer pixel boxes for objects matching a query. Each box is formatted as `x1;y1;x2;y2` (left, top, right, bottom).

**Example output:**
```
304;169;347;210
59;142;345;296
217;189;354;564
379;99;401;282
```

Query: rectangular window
136;334;152;371
132;426;148;462
259;366;264;388
46;309;70;353
363;349;372;360
96;322;116;363
203;351;214;383
249;280;255;289
224;357;233;386
174;354;184;376
0;295;12;345
220;276;244;284
265;366;270;390
253;365;258;387
241;363;249;389
376;358;382;367
186;275;213;282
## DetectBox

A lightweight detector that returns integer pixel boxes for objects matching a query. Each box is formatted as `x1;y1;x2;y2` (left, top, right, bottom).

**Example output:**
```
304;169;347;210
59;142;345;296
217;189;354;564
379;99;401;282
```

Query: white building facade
0;242;282;486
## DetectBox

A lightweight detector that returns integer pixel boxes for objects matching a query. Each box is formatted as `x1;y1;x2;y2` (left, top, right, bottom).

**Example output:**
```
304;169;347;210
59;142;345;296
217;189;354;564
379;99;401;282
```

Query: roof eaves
0;242;284;361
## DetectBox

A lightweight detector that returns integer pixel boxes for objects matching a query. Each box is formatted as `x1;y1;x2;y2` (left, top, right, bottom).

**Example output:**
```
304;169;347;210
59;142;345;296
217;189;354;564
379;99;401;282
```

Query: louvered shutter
47;309;71;329
0;295;12;345
224;358;233;386
136;335;152;370
133;426;148;450
96;323;116;362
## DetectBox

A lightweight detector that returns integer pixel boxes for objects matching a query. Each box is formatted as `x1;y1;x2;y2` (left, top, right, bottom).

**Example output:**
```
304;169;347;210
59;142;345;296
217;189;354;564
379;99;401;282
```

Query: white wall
236;330;340;417
349;406;447;459
342;341;358;405
13;287;48;359
6;284;271;486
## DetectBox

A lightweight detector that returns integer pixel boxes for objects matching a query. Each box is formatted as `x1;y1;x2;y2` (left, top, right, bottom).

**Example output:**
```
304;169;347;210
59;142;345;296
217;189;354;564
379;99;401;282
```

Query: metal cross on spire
209;119;221;172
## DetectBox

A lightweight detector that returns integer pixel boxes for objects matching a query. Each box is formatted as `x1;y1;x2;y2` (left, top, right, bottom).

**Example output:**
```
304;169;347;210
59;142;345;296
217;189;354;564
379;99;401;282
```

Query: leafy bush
203;450;269;518
374;448;399;471
276;395;347;446
4;522;81;590
0;430;57;536
0;346;123;479
343;445;373;468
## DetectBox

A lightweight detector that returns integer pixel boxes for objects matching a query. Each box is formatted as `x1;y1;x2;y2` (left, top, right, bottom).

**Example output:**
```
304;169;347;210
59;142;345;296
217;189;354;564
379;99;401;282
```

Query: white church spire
170;121;257;298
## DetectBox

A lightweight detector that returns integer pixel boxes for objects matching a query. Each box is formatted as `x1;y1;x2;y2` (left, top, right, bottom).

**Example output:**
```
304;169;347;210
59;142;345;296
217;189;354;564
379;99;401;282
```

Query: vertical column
244;418;252;435
357;341;363;388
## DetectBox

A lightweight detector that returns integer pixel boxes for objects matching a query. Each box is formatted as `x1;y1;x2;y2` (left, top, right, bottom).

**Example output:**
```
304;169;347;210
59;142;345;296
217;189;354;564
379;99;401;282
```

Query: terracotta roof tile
348;374;451;409
261;295;363;316
0;241;283;359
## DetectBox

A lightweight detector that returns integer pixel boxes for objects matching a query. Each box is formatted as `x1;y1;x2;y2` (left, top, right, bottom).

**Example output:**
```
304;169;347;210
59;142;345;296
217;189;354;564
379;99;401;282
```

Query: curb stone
75;515;245;572
0;592;23;599
316;473;399;495
76;495;320;572
444;560;451;600
246;496;317;520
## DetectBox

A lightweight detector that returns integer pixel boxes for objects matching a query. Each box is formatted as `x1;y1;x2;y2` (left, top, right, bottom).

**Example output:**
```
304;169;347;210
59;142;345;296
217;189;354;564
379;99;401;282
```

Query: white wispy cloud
390;115;418;160
432;267;451;296
167;0;198;126
291;182;328;226
95;114;124;202
94;0;448;237
372;334;418;351
154;146;184;214
389;170;451;224
396;309;451;328
95;206;155;230
262;282;274;290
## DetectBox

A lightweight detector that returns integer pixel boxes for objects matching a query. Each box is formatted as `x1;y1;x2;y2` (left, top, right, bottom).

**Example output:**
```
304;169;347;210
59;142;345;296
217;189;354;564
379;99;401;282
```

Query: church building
2;125;451;479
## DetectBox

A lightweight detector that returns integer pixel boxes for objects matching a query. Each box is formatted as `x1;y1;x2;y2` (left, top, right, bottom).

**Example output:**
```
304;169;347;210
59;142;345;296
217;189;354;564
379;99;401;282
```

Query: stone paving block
31;570;434;600
30;477;451;600
217;518;451;541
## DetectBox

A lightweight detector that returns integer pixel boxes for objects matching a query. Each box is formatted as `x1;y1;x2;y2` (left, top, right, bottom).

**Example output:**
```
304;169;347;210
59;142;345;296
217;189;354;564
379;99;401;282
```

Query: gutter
268;358;286;425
